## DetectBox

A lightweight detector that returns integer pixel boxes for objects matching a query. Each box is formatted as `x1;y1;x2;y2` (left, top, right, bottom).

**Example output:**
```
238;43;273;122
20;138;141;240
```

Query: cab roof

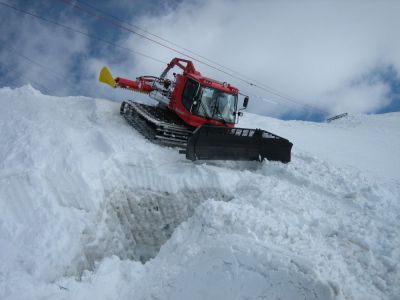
187;73;239;94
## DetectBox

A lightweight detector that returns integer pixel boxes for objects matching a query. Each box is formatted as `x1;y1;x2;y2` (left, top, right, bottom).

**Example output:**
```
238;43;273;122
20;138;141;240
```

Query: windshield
197;86;237;123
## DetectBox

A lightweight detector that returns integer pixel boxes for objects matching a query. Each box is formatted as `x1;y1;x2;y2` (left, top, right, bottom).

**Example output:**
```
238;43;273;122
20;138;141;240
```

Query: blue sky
1;0;399;122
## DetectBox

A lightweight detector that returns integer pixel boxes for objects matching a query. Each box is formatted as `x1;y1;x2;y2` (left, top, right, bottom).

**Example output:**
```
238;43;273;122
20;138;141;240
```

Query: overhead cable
0;1;167;65
57;0;328;115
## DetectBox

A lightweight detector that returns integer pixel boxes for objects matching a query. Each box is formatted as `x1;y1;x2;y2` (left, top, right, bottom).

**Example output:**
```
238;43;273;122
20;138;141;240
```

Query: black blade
185;125;293;163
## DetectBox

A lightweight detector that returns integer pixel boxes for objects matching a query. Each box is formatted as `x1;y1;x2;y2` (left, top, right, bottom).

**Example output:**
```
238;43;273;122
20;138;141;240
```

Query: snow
0;85;399;299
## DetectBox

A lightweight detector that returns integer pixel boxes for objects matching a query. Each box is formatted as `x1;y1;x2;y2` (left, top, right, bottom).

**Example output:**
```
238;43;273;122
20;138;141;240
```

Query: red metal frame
113;58;238;128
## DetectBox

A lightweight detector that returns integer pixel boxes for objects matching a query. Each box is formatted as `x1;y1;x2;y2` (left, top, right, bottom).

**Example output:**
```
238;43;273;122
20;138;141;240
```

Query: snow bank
0;85;399;299
241;111;400;181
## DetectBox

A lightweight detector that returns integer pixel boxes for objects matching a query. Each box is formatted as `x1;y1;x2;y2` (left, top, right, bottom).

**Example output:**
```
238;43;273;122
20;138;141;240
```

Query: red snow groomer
99;58;292;162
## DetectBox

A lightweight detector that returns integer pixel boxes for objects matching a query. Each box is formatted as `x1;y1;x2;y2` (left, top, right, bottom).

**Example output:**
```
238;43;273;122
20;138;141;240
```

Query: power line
73;0;315;111
0;63;52;94
71;0;297;104
57;0;255;80
56;0;328;115
0;1;165;96
0;1;166;65
59;0;327;114
65;0;260;84
3;45;65;81
1;1;327;116
1;45;87;95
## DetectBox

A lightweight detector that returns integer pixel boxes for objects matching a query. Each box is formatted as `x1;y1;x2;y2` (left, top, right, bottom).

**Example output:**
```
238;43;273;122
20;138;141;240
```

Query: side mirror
243;96;249;108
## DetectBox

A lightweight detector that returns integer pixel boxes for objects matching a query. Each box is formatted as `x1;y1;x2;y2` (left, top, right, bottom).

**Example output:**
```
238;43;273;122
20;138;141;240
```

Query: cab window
182;79;199;111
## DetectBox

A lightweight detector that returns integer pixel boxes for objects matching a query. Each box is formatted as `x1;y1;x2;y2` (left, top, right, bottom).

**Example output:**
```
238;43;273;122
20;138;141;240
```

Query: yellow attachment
99;66;116;88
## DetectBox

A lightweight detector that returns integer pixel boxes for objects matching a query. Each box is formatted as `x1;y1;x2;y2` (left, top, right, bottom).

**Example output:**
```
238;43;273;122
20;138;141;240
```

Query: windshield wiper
212;101;227;125
197;90;212;120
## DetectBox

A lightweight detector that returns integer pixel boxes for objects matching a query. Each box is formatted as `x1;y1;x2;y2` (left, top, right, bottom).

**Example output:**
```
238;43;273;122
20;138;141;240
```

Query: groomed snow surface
1;85;399;300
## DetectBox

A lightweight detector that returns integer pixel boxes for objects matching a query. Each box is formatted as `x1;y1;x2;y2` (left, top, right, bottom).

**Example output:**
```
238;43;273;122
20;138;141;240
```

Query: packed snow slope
0;85;399;300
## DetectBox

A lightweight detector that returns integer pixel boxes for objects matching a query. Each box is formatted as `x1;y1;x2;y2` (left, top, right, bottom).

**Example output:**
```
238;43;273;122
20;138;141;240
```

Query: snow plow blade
185;125;293;163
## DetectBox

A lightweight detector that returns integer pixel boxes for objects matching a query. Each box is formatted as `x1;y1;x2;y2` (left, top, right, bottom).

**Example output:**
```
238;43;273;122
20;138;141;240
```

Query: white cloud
322;81;391;114
0;8;88;96
122;0;400;117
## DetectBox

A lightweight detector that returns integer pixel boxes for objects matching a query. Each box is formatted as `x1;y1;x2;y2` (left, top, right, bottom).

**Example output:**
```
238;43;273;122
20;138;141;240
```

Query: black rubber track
120;101;194;148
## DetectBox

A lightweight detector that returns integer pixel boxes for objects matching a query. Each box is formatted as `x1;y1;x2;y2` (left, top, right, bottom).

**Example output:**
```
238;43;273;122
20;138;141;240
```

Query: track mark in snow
81;187;233;268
